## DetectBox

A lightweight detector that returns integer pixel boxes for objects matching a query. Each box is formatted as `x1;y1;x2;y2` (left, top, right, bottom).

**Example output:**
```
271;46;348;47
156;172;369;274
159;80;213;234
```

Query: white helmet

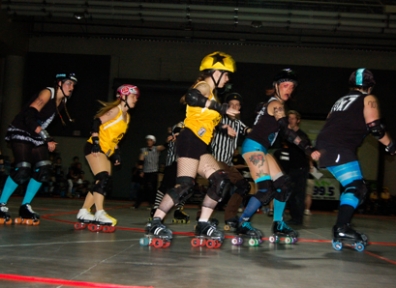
145;135;156;143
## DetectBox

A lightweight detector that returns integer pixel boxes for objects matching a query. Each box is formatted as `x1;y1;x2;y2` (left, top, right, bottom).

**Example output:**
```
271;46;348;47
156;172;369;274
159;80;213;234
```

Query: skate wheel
74;222;87;230
140;237;149;246
24;219;33;225
162;241;171;248
231;237;240;246
14;217;22;225
292;237;298;243
284;237;292;244
269;235;276;243
5;218;12;225
102;226;116;233
32;220;40;226
153;238;164;248
191;238;200;247
88;223;100;232
206;239;216;249
355;242;365;252
215;241;222;248
332;240;343;251
224;225;230;231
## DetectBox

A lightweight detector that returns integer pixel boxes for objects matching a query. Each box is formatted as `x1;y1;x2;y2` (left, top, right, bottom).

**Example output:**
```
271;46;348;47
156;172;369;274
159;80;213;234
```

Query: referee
210;93;252;228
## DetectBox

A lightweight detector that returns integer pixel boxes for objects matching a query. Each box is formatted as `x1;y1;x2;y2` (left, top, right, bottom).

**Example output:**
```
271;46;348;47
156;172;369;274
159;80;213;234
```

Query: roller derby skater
238;69;310;247
76;84;139;233
142;51;239;249
269;220;299;244
231;218;264;247
332;224;368;252
312;68;395;252
1;73;78;226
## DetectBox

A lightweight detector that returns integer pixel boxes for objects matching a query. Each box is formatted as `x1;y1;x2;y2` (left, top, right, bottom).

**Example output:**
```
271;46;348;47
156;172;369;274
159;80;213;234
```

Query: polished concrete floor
0;196;395;288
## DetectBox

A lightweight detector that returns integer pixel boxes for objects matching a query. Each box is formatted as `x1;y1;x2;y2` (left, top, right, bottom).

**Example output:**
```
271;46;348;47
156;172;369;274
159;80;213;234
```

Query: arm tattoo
368;100;378;109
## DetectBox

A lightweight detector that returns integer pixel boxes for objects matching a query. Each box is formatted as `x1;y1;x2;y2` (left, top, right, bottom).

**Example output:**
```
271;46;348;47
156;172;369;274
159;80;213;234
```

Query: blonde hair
94;98;121;118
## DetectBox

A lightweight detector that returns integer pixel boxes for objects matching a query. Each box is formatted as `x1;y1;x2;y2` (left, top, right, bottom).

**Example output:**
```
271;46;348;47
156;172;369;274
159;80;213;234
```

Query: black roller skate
74;208;95;230
140;217;172;248
269;221;298;244
14;204;40;225
232;219;264;247
191;221;224;249
332;224;368;252
0;204;12;225
87;210;117;233
224;216;239;231
172;207;190;224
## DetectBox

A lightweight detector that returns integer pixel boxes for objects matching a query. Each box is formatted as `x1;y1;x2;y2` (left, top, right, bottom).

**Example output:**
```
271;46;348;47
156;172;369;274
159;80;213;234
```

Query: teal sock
273;199;286;222
22;178;42;205
0;176;19;204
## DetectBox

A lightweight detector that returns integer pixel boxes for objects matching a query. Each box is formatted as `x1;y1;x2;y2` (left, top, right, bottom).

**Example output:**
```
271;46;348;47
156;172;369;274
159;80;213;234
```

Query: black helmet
349;68;375;88
273;68;298;87
225;92;243;105
55;73;78;83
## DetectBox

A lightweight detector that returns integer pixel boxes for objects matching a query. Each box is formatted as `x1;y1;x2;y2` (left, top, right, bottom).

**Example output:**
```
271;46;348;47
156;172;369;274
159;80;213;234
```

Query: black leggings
11;141;49;164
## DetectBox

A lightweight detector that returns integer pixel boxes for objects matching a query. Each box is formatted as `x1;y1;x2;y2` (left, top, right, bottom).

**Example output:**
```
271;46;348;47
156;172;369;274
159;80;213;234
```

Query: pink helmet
117;84;140;98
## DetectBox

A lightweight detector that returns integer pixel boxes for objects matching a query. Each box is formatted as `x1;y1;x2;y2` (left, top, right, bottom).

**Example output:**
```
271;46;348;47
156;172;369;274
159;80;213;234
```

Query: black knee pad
206;170;231;202
93;171;111;196
253;180;274;206
167;176;195;205
32;160;52;183
273;174;292;202
234;178;251;197
10;162;32;185
344;179;368;205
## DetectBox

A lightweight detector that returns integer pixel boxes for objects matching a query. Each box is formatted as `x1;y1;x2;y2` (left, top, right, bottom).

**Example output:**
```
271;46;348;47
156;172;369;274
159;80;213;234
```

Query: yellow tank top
184;81;222;145
88;106;129;156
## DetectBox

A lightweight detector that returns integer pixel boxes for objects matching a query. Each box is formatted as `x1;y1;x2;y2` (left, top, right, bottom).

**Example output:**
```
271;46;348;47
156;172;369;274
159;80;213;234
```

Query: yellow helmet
199;51;236;73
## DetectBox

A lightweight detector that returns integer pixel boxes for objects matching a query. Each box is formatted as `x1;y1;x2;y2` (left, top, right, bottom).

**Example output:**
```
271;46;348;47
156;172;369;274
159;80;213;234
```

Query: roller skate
87;210;117;233
224;216;238;231
140;217;172;248
14;204;40;225
172;207;190;224
332;224;368;252
269;221;298;244
74;208;95;230
0;204;12;225
231;219;264;247
191;221;224;249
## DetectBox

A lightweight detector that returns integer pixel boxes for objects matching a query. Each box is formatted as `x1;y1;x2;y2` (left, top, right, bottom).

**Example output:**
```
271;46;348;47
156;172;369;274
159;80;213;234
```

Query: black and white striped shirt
140;147;161;173
211;117;248;166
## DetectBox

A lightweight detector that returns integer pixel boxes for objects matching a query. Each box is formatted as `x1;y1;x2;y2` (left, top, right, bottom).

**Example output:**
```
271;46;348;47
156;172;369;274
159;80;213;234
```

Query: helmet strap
211;70;225;89
121;95;131;109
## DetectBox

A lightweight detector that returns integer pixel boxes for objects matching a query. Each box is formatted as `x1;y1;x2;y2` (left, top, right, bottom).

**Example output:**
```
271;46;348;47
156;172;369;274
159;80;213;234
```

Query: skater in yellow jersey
74;84;139;233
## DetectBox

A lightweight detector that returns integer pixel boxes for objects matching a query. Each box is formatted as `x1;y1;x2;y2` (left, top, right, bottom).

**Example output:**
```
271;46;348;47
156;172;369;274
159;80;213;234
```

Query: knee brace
32;160;52;183
234;178;251;197
167;176;195;205
273;174;292;202
10;162;32;185
93;171;112;196
341;179;367;208
206;170;231;202
253;180;274;206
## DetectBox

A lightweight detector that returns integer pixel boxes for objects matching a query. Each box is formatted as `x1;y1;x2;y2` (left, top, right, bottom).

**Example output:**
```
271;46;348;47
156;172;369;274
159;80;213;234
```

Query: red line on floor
364;251;396;265
0;273;152;288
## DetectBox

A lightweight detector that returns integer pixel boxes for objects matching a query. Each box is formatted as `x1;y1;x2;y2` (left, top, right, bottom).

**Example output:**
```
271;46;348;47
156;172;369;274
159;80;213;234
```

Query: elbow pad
24;107;40;133
185;88;207;108
91;118;102;134
367;120;385;140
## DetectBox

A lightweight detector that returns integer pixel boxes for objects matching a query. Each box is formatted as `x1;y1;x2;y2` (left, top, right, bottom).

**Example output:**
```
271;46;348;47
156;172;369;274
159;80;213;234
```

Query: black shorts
317;143;357;168
176;128;209;160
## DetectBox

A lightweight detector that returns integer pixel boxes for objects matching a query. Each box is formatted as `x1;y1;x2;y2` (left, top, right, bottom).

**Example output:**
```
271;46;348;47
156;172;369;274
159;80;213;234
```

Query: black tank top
247;97;280;149
316;91;367;165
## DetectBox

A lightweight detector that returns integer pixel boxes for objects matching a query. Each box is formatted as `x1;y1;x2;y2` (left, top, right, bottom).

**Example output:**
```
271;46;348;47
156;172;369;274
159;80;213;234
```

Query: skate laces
242;221;254;230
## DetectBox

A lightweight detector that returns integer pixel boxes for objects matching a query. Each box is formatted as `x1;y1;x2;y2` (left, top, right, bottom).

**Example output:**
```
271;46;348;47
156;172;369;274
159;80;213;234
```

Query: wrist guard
91;136;101;153
39;129;53;142
110;148;121;164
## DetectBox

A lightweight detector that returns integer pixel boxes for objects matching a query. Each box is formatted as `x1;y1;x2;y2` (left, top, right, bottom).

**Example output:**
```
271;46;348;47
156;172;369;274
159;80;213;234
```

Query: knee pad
32;160;52;183
206;170;231;202
167;176;195;205
342;180;367;208
273;174;292;202
93;171;111;196
253;180;274;206
10;162;32;185
234;178;251;197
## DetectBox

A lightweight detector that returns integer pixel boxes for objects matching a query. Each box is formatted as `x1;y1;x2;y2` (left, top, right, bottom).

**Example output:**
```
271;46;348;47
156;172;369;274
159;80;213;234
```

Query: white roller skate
332;224;368;252
87;210;117;233
140;217;172;248
14;204;40;225
74;208;95;230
